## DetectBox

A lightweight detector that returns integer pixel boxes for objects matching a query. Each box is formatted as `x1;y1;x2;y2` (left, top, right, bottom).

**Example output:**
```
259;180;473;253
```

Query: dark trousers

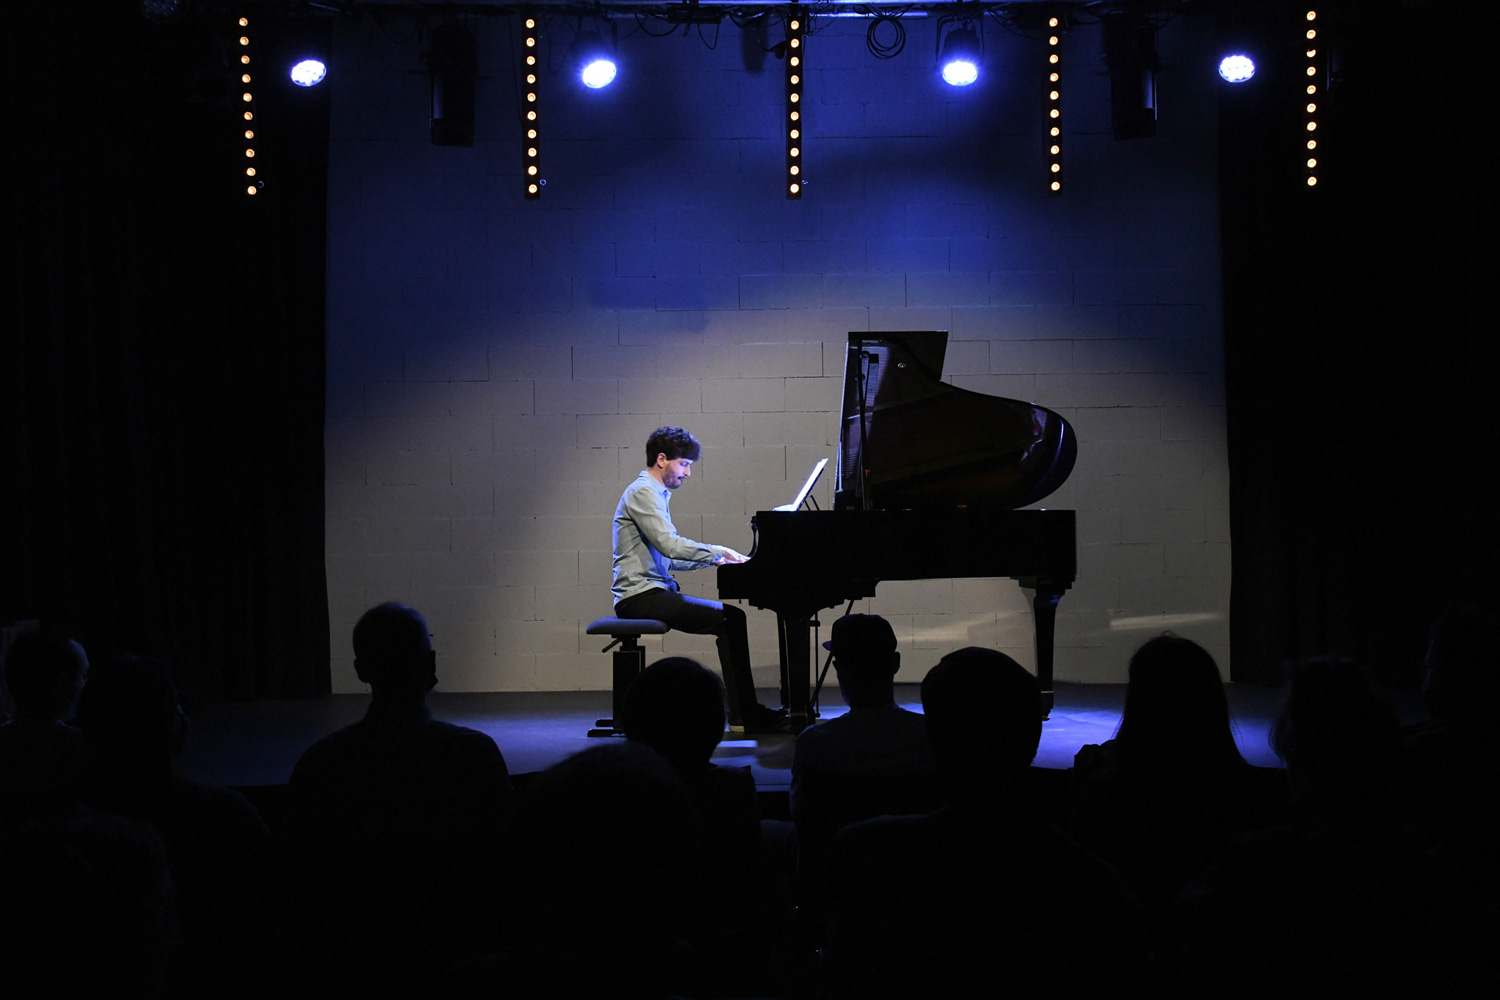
613;587;760;723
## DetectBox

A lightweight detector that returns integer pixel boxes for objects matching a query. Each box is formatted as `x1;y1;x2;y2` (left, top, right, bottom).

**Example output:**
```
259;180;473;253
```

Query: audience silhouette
0;627;93;820
2;630;178;998
1176;655;1486;997
790;614;940;880
280;602;517;995
824;647;1146;999
1071;634;1282;910
7;602;1492;999
75;653;272;998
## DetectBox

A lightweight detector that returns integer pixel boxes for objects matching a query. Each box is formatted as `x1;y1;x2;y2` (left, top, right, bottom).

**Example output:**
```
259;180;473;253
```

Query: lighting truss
1046;13;1063;195
785;8;806;199
1304;8;1322;189
523;14;542;199
238;14;260;197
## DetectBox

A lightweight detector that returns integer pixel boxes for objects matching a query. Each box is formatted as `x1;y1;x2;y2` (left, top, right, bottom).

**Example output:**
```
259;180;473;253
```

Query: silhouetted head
823;614;901;708
1116;633;1244;768
620;656;725;772
922;647;1041;780
2;628;89;722
352;603;436;703
517;742;696;992
75;654;188;764
1271;655;1399;809
1422;603;1498;723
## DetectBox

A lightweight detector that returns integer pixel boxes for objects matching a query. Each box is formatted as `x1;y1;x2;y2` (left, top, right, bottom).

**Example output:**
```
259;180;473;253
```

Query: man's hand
714;548;749;564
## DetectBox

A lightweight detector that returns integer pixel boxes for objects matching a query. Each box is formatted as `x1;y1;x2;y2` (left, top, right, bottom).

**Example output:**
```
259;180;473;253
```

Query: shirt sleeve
623;481;722;566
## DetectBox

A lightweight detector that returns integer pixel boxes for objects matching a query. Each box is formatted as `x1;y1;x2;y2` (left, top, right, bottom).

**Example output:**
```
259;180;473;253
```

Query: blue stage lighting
940;27;981;87
290;58;327;87
1218;54;1255;83
574;30;617;90
581;57;616;89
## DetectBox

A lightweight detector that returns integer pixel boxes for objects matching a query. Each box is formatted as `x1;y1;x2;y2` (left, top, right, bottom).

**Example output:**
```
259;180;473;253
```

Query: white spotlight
1218;54;1255;83
940;27;981;87
581;58;616;89
290;58;327;87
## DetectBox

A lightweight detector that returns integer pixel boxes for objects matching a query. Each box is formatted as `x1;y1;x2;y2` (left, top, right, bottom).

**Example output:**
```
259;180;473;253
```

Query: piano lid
833;331;1077;511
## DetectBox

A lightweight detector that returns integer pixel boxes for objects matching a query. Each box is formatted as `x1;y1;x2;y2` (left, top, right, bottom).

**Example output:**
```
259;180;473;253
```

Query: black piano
718;331;1078;731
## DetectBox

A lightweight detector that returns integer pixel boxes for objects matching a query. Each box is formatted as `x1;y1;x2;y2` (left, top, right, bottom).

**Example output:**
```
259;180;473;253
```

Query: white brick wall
324;15;1231;691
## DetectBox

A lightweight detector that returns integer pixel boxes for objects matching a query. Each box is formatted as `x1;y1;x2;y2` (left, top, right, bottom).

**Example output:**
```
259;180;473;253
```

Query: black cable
866;13;906;60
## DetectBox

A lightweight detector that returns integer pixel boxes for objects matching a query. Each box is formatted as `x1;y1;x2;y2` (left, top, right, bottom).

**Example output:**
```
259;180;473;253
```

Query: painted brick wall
324;14;1228;693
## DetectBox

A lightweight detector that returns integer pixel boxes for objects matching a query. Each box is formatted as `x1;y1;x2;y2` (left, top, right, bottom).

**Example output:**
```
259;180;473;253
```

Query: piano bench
585;617;670;738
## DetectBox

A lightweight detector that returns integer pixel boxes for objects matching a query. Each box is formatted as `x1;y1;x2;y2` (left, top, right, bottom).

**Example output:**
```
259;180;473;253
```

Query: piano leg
1024;581;1063;720
776;615;813;734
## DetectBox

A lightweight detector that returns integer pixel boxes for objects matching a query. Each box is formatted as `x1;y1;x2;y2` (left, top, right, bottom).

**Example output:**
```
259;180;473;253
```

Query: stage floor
174;681;1420;793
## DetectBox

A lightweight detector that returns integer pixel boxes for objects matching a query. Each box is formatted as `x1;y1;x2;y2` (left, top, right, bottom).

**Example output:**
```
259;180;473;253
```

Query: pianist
611;426;787;733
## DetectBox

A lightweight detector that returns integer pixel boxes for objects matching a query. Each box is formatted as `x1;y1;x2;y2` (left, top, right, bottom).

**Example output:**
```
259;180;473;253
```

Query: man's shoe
728;704;789;734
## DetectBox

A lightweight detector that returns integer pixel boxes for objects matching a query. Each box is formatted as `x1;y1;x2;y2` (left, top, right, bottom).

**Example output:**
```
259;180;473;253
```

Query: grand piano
718;331;1078;731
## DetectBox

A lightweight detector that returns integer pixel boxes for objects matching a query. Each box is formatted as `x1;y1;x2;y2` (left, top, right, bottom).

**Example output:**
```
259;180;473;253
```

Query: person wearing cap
789;614;940;886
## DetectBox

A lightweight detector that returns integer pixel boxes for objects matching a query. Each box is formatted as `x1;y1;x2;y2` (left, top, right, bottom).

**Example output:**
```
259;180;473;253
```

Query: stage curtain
2;8;330;700
1220;4;1497;688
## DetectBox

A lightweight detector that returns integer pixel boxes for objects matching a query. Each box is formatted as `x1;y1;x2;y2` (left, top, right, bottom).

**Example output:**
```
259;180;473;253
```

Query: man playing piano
611;426;787;733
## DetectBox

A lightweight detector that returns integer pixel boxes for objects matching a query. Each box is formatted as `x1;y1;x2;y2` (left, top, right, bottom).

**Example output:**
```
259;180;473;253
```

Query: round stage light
581;57;617;90
1219;54;1255;83
290;59;327;88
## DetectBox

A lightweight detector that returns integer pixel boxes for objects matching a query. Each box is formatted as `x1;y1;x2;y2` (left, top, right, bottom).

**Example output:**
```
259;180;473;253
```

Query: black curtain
1221;1;1498;688
3;6;330;701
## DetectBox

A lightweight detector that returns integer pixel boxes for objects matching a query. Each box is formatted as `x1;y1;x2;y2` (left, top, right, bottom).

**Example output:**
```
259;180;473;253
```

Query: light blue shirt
611;470;726;604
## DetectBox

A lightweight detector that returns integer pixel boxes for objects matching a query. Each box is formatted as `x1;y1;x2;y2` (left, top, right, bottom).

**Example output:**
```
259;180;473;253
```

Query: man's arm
623;483;730;566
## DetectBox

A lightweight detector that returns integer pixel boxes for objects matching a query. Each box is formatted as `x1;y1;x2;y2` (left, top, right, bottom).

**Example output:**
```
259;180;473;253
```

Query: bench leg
588;638;646;737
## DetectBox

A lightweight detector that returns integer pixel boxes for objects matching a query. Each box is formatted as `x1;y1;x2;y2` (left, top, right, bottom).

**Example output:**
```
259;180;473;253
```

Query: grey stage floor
175;681;1425;792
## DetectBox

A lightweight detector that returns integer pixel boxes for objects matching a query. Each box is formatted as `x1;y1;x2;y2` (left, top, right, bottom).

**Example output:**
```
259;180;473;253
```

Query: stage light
785;10;806;199
290;58;326;88
1305;10;1321;187
1046;17;1064;195
429;25;477;147
1103;12;1158;140
939;26;981;87
573;29;617;89
1218;54;1255;82
238;15;257;196
523;16;542;199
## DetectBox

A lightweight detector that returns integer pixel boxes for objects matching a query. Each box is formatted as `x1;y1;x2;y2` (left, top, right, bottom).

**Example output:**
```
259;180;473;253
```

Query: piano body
718;331;1078;731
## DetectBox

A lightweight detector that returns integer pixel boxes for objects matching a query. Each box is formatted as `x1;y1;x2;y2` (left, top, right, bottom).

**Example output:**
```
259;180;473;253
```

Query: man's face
657;454;694;490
